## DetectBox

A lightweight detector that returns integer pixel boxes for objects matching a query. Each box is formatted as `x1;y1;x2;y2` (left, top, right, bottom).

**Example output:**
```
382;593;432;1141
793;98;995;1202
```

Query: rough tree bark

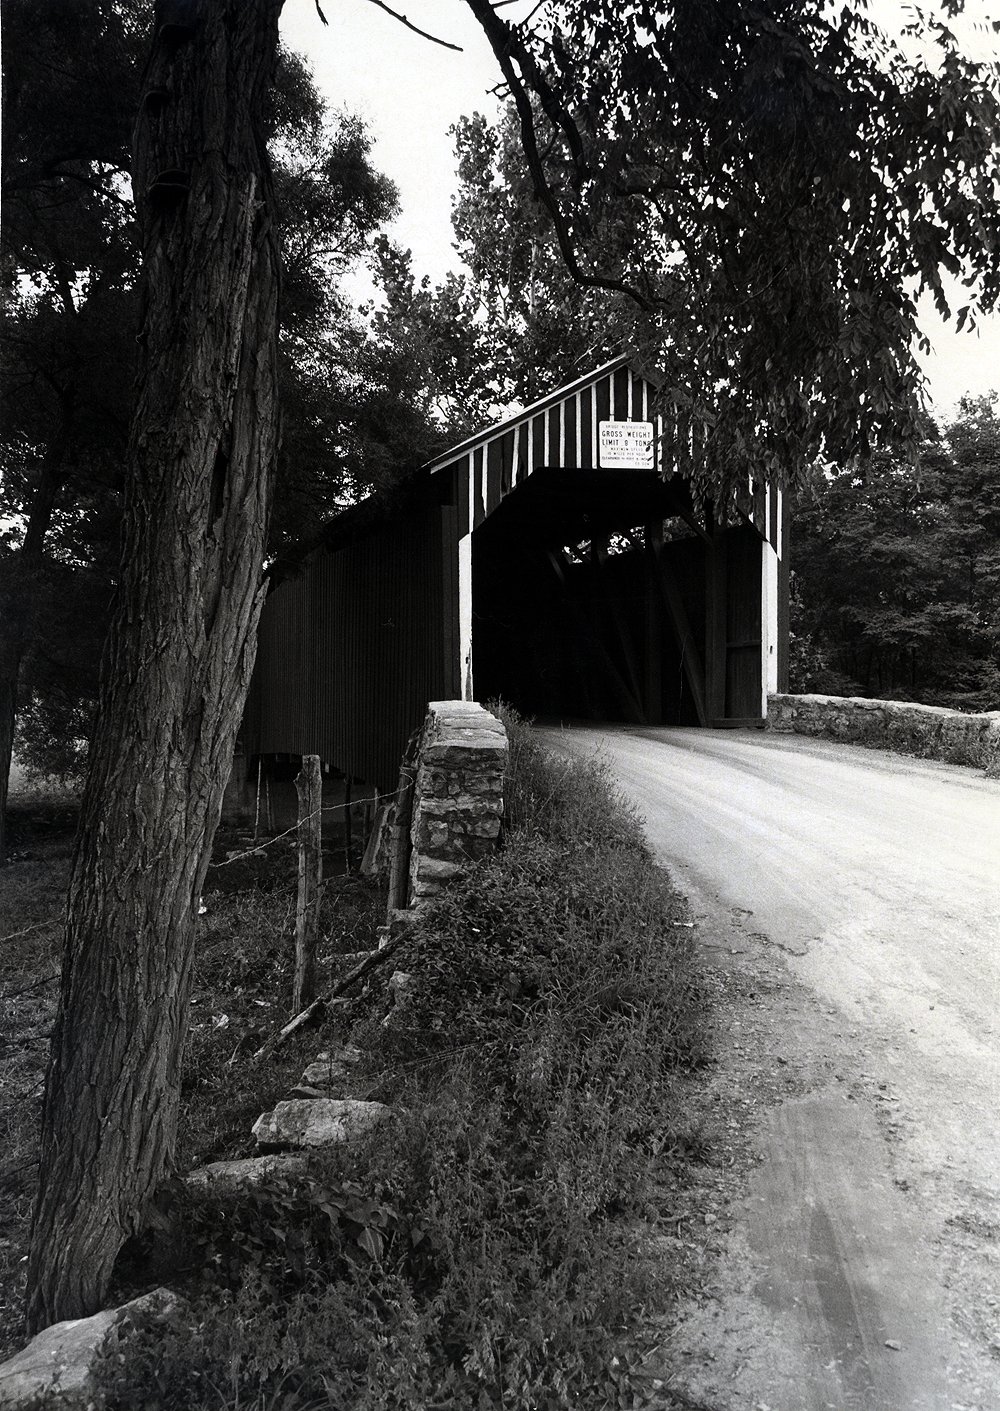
26;0;284;1331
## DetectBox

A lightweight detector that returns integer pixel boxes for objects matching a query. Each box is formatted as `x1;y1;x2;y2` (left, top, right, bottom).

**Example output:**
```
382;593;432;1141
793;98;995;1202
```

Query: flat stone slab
252;1098;390;1149
299;1046;362;1091
0;1287;181;1411
184;1153;308;1192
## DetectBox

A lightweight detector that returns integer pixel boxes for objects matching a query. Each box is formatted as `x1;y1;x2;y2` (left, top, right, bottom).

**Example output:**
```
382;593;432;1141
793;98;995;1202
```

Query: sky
278;0;1000;423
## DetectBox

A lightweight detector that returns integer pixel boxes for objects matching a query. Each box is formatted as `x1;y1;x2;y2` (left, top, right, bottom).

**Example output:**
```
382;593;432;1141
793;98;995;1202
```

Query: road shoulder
636;890;998;1411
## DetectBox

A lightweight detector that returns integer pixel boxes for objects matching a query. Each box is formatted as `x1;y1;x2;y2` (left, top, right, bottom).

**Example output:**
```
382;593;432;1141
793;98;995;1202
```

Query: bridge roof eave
422;354;664;476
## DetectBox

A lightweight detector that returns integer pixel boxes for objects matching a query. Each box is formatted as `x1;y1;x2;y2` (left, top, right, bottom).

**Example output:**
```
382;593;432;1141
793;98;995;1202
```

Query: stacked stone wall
408;701;507;902
767;692;1000;776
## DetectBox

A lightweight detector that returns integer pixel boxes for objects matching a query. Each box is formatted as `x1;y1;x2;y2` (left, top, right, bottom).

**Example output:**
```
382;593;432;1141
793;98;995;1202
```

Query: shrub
94;1272;436;1411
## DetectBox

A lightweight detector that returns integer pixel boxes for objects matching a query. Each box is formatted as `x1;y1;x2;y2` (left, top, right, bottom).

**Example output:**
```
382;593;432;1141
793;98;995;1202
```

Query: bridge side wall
408;701;507;903
767;693;1000;775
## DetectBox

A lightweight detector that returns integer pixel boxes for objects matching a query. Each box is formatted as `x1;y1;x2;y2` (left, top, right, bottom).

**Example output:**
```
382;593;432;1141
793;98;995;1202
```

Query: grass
1;716;713;1409
0;800;387;1364
0;792;74;1365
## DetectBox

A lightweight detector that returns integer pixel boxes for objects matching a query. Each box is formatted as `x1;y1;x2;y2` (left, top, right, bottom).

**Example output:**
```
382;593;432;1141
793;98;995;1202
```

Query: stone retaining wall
408;701;507;902
767;693;1000;775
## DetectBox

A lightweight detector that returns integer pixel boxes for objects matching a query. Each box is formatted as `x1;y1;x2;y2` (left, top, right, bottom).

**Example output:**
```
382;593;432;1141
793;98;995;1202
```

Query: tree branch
462;0;658;310
359;0;463;51
251;934;405;1064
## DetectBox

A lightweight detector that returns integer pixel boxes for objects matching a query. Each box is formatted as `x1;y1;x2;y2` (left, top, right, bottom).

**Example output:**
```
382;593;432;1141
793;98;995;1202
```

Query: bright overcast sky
279;0;1000;422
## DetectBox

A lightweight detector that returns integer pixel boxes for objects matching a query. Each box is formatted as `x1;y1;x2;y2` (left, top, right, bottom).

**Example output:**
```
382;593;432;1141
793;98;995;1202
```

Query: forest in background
790;395;1000;711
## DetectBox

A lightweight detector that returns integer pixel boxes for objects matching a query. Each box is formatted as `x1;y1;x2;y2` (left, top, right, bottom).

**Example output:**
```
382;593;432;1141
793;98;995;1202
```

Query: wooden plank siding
424;357;782;562
242;506;458;791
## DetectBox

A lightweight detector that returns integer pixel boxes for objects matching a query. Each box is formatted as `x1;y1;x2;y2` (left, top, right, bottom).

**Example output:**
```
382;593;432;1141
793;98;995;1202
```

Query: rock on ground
184;1153;309;1192
0;1287;181;1411
252;1097;390;1149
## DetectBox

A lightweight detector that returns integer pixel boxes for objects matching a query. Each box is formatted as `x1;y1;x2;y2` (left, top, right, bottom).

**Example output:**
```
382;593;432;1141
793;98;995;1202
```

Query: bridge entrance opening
470;466;763;727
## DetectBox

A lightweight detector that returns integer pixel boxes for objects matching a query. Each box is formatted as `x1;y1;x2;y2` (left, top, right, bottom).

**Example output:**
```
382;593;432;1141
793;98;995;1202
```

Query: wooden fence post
387;735;420;914
293;754;322;1014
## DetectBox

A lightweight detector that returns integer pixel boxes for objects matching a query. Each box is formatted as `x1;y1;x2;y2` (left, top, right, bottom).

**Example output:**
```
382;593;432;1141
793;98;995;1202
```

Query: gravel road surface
536;724;1000;1411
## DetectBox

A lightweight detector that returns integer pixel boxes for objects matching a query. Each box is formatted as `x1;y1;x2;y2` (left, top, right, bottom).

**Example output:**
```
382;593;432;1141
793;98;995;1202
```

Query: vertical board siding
444;457;469;538
595;374;611;429
636;374;648;420
579;384;593;465
421;358;780;543
768;484;778;551
725;524;765;719
548;405;560;464
423;361;685;497
473;446;485;528
242;507;452;791
752;479;767;538
486;438;502;515
564;393;578;465
531;413;544;469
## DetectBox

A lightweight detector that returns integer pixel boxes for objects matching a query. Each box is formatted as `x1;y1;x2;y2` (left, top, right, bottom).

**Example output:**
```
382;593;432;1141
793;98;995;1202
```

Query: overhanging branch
359;0;463;50
462;0;662;310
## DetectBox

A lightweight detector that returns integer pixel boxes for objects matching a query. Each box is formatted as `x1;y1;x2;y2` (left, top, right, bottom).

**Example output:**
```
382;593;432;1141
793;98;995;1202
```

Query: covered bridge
240;356;789;793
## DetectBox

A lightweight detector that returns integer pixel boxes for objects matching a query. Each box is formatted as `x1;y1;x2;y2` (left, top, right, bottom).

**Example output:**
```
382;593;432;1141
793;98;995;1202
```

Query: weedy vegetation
0;789;77;1363
1;714;714;1409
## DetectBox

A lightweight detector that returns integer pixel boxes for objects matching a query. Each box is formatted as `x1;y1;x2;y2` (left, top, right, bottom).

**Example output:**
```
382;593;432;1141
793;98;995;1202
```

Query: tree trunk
0;677;15;865
26;0;284;1332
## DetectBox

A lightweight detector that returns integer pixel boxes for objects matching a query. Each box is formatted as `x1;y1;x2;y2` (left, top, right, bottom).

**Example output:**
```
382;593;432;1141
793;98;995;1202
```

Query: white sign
598;419;654;470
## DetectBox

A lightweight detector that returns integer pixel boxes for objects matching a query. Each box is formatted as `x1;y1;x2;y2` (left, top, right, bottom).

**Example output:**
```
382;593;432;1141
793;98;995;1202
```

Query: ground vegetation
2;718;713;1409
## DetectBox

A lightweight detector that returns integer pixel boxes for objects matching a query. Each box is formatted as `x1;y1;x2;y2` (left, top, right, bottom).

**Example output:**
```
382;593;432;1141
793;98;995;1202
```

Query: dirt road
536;724;1000;1411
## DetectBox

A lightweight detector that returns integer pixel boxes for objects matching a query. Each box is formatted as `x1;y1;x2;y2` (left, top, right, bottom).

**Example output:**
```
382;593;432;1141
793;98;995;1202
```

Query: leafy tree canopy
790;394;1000;709
369;106;634;432
0;0;440;788
462;0;1000;498
1;6;428;556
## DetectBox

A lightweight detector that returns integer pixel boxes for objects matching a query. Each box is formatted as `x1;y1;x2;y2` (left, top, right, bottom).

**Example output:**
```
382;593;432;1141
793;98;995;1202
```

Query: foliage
790;395;1000;708
368;106;631;430
0;4;440;789
265;63;454;552
461;0;1000;494
0;4;423;542
93;1271;436;1411
92;719;706;1410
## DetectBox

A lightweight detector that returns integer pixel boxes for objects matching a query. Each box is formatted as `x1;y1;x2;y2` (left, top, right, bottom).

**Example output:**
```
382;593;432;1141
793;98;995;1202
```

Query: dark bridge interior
471;467;722;726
